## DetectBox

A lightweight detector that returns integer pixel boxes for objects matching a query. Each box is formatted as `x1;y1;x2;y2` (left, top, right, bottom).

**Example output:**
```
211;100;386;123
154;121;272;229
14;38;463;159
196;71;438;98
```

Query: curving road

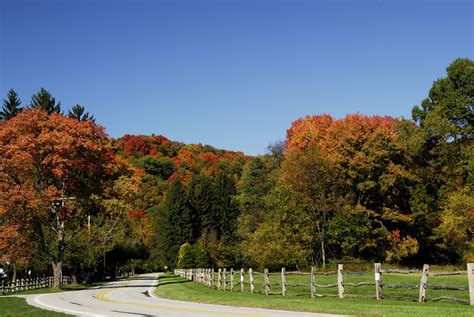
26;273;344;317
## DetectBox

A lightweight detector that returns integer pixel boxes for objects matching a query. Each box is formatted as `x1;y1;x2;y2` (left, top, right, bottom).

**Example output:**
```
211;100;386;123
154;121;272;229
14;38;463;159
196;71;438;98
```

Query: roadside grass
155;273;474;317
0;297;68;316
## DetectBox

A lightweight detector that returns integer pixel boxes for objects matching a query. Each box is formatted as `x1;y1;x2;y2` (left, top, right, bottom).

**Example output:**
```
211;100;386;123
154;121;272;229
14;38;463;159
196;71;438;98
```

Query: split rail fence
175;263;474;305
0;276;72;295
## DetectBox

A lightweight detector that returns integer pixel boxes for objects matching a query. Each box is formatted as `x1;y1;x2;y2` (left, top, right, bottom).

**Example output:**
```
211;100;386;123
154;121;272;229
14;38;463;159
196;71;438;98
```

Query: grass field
0;297;68;317
155;273;474;317
0;280;111;316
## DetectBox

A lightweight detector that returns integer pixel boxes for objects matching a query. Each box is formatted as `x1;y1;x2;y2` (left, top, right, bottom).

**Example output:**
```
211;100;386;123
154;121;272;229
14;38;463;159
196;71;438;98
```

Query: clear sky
0;0;472;155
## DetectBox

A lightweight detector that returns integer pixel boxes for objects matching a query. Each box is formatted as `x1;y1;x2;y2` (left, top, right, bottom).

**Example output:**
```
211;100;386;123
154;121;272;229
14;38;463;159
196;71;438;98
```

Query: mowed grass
0;297;68;316
0;280;113;316
155;273;474;317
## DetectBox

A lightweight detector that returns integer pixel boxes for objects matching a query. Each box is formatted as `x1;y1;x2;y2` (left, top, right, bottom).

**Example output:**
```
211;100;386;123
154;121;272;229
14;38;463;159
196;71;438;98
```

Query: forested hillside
0;58;472;285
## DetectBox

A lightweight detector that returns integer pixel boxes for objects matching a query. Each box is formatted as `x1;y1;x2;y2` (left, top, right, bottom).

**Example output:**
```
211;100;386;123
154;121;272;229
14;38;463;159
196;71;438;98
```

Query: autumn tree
29;88;61;115
0;109;115;287
0;89;22;120
281;144;343;267
284;114;417;264
241;184;312;269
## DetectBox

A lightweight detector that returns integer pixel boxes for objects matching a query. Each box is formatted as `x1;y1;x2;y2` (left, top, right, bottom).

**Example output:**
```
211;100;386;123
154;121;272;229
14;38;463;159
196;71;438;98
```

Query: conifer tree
0;89;22;120
188;173;214;239
29;88;61;115
68;104;94;121
212;172;240;240
157;179;193;266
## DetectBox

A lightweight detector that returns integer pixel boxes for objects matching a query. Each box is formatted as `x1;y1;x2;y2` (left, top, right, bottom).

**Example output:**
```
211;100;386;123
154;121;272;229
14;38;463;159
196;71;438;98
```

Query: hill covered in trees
0;58;472;285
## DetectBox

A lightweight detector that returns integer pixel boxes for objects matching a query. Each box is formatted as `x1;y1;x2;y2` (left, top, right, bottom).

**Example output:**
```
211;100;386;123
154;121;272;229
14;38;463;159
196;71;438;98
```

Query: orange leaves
127;208;147;219
284;113;414;226
116;134;172;157
0;108;116;220
286;114;333;151
385;230;419;263
286;114;399;155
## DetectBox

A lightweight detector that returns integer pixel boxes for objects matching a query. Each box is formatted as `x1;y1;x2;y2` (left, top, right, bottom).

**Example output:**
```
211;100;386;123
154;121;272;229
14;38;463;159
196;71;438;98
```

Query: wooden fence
175;263;474;305
0;276;73;295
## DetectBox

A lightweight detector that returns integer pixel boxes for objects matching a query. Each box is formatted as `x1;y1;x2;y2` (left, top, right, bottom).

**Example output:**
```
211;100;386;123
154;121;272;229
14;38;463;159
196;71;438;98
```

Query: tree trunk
12;263;17;282
52;261;63;288
72;265;78;285
52;206;66;288
321;224;326;269
316;222;326;268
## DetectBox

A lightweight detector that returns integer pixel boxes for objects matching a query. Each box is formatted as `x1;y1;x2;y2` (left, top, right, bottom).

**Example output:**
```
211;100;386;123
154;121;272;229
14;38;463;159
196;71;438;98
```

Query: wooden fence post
281;267;286;296
240;268;244;292
223;268;227;291
264;268;270;295
230;268;234;291
217;268;222;290
211;268;214;287
418;264;429;302
249;268;254;293
311;266;316;298
467;263;473;305
375;263;382;300
337;264;344;299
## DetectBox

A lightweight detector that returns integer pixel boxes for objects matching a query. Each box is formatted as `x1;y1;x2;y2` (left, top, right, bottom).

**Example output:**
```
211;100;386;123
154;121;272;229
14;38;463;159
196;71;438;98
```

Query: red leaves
117;134;171;157
127;208;147;219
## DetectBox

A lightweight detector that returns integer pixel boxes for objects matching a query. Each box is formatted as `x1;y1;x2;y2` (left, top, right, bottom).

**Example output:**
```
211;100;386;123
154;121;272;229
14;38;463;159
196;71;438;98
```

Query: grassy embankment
0;297;68;317
0;280;111;316
155;272;473;317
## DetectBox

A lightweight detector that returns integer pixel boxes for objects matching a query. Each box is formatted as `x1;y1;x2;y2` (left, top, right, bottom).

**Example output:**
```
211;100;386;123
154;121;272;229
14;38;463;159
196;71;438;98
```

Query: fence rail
0;276;72;295
175;262;474;306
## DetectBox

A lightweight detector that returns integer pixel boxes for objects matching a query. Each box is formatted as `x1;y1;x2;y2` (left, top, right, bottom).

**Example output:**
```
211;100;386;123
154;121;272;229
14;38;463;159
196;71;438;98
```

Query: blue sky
0;0;472;155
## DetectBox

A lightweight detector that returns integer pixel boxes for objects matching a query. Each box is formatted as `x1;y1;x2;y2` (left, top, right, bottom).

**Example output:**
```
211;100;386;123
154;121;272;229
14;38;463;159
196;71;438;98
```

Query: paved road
26;273;344;317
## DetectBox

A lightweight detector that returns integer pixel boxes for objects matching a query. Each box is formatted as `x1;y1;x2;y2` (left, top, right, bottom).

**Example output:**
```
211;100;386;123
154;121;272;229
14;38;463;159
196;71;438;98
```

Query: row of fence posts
0;276;72;295
175;263;474;305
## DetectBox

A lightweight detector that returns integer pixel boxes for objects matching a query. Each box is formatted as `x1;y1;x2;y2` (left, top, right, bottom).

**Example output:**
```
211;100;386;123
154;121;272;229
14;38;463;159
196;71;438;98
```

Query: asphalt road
26;273;344;317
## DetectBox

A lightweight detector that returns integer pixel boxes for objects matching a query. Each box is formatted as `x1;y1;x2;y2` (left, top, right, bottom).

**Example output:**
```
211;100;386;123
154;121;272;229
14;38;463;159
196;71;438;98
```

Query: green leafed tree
0;89;22;120
241;184;312;269
212;172;240;241
29;87;61;115
68;104;95;121
156;179;193;267
236;156;276;242
412;58;473;143
188;173;214;240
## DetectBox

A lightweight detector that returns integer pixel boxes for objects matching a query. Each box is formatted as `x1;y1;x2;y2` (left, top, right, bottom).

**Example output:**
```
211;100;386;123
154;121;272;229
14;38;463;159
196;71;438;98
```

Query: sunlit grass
155;273;473;317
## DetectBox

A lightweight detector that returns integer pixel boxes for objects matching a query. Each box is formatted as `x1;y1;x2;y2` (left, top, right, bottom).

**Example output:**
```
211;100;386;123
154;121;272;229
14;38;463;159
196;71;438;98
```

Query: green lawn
0;280;112;316
0;297;68;317
155;273;474;317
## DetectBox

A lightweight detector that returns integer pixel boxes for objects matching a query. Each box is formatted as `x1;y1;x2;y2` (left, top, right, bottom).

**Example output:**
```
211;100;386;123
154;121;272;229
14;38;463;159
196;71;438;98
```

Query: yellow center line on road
94;279;264;317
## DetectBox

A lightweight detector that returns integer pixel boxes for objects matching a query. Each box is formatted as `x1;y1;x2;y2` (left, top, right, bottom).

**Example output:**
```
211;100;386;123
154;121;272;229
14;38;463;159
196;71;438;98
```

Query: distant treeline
0;58;472;285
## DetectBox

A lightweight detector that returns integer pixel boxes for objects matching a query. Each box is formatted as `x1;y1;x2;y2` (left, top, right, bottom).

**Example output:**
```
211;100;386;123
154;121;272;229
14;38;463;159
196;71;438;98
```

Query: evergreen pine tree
68;104;95;121
29;88;61;115
0;89;22;120
188;173;215;239
212;172;240;240
157;179;193;266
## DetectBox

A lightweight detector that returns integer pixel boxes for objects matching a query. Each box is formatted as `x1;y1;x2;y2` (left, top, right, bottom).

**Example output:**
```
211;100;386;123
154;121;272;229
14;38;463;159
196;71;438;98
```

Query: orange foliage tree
0;109;116;287
284;114;418;262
